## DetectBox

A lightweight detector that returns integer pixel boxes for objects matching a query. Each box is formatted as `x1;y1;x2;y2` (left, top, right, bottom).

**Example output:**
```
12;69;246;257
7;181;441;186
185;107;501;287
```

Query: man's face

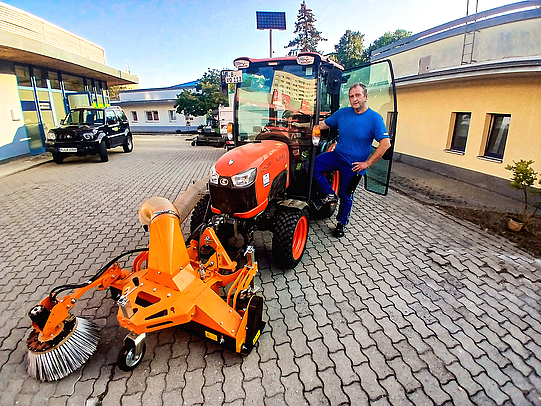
348;86;367;109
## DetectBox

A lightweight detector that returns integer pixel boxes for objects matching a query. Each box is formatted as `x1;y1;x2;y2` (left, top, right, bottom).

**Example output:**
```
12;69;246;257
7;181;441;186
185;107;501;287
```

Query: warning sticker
205;331;218;341
253;329;261;345
263;173;270;187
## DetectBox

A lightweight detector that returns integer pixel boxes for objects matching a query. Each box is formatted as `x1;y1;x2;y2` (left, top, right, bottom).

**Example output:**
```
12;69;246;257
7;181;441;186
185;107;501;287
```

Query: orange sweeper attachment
26;195;264;381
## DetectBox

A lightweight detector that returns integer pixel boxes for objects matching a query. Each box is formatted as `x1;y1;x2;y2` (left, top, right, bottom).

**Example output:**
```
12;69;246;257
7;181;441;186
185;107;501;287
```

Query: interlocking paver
1;136;540;405
473;372;510;405
353;362;386;401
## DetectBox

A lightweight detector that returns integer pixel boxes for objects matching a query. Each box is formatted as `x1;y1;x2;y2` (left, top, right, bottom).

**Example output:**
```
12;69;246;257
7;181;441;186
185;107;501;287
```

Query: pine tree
285;1;327;56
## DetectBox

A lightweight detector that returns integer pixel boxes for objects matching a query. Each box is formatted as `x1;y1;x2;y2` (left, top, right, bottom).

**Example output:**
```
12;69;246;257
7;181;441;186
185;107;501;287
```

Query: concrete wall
0;61;29;161
387;18;541;78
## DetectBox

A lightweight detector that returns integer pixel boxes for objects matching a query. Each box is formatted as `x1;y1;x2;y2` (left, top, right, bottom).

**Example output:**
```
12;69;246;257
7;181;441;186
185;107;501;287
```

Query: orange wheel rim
292;216;308;260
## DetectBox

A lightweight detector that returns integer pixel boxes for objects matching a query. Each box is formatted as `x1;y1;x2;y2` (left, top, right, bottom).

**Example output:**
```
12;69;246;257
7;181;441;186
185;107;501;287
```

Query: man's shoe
333;222;345;238
320;193;338;205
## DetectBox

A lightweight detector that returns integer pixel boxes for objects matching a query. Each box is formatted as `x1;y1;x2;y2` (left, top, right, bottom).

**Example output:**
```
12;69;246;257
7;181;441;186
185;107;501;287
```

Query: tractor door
339;60;397;195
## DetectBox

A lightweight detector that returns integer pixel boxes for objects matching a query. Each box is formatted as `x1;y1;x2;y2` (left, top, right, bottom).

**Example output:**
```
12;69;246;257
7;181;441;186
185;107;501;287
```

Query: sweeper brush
25;193;265;381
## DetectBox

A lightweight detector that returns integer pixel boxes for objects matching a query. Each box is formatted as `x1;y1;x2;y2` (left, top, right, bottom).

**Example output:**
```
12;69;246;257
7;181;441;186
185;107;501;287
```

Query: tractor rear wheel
190;194;211;234
272;207;309;269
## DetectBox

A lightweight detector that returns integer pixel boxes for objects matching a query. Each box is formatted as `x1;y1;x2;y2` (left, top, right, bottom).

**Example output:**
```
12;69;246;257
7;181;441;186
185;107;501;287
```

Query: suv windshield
63;109;105;125
237;64;317;142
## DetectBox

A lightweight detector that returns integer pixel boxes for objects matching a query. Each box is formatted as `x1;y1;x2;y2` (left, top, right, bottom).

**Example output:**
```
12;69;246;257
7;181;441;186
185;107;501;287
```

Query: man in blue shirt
314;82;391;237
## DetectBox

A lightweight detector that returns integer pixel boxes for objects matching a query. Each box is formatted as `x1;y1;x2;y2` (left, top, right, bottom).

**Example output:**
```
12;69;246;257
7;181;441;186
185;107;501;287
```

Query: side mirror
107;117;117;125
326;67;342;95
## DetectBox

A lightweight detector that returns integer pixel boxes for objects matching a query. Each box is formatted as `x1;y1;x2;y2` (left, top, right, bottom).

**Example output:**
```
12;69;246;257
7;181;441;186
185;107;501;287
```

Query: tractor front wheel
272;207;309;269
190;194;211;234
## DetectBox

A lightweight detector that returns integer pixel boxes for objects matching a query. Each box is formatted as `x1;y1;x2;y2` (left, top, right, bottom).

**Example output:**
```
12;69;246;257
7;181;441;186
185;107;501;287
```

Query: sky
6;0;514;88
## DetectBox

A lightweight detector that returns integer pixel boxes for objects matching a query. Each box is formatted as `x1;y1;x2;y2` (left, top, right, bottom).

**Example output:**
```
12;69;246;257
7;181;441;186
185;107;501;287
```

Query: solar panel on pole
256;12;286;58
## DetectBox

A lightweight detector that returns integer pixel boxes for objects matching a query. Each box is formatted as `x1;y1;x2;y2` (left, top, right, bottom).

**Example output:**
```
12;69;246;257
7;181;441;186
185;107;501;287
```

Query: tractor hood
215;140;289;177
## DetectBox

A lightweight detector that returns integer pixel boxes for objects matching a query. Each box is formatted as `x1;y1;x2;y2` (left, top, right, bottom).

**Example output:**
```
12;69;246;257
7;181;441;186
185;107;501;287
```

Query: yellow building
371;1;541;196
0;2;138;161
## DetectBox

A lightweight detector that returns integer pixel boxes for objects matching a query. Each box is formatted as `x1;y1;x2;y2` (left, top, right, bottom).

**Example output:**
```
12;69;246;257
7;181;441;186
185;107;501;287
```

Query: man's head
348;83;368;112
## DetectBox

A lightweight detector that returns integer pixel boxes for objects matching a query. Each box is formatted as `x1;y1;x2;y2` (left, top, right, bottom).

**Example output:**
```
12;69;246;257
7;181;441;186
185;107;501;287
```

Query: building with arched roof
372;1;541;197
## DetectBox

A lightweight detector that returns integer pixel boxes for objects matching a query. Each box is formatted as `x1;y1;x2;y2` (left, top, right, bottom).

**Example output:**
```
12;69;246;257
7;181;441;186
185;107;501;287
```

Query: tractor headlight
231;168;257;187
210;165;219;185
46;131;56;141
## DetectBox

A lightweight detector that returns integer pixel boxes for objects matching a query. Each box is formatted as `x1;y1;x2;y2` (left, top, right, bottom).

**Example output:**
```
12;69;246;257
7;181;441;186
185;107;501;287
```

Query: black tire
52;153;64;164
272;207;309;269
123;134;133;153
190;194;211;234
117;341;146;372
99;140;109;162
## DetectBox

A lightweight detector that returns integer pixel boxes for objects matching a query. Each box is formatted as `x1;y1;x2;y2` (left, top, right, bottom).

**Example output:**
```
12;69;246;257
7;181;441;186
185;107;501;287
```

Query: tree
285;1;327;56
174;69;228;118
361;29;412;62
334;30;365;69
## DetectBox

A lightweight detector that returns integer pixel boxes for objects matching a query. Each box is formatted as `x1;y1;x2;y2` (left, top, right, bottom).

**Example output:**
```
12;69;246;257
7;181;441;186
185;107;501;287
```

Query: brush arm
35;264;130;339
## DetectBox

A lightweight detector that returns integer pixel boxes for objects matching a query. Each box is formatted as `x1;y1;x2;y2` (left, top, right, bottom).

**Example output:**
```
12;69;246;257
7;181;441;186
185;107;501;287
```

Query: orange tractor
191;53;397;268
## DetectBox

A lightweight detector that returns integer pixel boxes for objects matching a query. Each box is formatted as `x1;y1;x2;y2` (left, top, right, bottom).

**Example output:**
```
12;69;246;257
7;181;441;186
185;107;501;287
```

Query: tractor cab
190;53;397;269
222;53;397;200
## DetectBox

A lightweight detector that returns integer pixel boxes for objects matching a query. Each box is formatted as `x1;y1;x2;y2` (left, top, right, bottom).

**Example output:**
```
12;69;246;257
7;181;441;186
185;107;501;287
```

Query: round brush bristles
26;317;100;381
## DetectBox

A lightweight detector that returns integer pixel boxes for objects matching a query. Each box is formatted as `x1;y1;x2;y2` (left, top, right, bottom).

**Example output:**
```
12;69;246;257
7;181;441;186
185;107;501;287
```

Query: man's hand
352;162;369;172
352;138;391;172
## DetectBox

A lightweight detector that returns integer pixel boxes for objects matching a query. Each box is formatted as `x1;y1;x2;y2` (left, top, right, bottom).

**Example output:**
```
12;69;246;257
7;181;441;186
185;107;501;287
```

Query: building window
15;65;32;87
33;68;46;88
146;111;159;121
169;110;177;121
483;114;510;160
131;111;138;122
62;73;85;92
48;71;61;90
449;112;471;153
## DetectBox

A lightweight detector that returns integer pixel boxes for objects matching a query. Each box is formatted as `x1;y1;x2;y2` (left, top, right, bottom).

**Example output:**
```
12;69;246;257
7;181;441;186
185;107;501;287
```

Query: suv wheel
272;207;309;269
123;134;133;153
99;140;109;162
52;152;64;164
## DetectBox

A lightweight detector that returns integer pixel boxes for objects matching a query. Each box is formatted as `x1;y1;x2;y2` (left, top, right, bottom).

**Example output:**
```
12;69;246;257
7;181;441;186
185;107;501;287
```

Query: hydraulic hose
49;248;148;302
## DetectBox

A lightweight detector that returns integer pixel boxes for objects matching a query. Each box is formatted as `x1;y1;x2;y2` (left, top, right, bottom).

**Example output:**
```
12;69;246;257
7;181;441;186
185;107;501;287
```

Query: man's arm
352;138;391;172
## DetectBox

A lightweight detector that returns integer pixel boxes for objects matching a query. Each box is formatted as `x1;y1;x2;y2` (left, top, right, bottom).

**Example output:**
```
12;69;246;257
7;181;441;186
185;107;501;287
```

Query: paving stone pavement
0;134;540;406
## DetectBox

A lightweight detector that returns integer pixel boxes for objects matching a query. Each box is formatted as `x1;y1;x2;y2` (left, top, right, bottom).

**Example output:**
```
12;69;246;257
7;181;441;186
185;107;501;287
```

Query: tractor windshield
236;64;318;142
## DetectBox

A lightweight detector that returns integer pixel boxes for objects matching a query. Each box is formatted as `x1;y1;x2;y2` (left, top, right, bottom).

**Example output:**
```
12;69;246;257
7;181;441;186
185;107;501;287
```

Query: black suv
46;106;133;163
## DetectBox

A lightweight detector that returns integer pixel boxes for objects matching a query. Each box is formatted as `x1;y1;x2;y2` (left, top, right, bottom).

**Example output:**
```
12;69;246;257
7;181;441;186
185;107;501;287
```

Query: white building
115;81;206;133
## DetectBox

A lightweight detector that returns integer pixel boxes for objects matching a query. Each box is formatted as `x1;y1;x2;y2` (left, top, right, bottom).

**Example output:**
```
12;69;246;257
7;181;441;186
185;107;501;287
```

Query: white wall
0;68;30;160
122;101;205;132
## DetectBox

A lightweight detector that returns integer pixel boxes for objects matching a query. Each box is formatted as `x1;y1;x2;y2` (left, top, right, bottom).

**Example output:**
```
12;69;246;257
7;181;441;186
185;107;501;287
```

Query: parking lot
0;134;540;406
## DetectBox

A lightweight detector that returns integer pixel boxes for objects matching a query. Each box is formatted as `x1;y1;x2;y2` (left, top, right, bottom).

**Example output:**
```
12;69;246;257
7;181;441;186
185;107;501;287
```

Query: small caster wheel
117;341;146;372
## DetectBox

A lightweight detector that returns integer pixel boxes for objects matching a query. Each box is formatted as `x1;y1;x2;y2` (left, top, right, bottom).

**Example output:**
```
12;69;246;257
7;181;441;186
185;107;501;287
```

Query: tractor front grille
209;183;258;215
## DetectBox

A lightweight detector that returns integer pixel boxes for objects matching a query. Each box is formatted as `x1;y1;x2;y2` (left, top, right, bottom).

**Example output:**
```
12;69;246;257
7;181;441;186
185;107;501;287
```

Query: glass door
339;60;397;195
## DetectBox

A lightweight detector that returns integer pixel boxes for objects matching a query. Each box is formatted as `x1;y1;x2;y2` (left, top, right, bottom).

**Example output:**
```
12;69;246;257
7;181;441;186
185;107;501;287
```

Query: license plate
59;148;77;153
